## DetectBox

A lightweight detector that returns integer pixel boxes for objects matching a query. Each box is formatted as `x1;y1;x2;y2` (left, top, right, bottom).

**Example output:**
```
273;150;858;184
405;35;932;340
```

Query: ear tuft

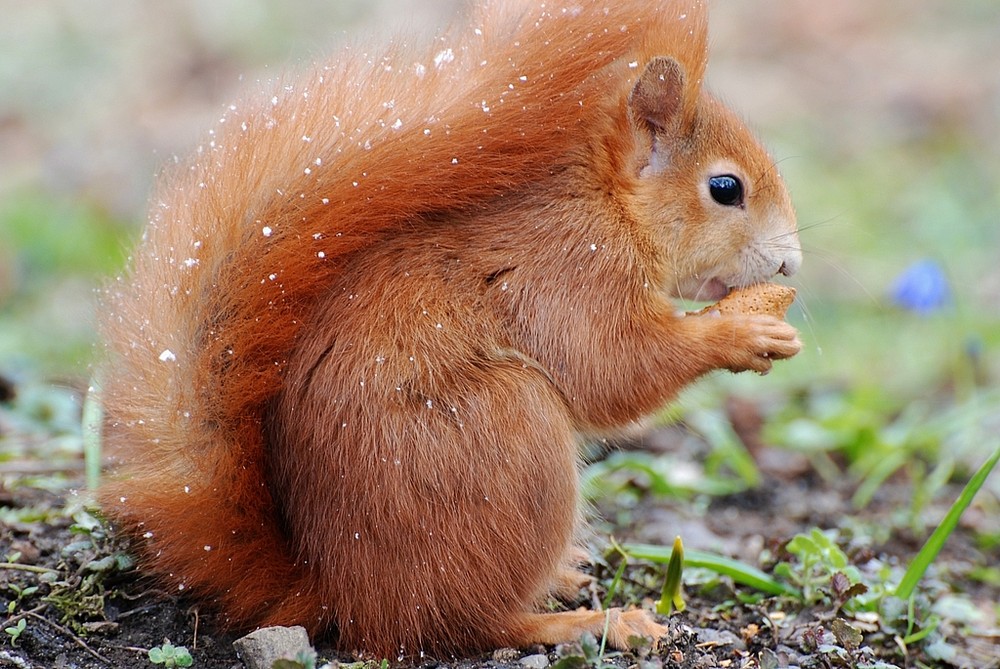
628;57;686;132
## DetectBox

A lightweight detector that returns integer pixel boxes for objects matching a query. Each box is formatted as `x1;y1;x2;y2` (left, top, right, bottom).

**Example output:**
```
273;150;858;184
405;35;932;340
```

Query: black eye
708;174;744;207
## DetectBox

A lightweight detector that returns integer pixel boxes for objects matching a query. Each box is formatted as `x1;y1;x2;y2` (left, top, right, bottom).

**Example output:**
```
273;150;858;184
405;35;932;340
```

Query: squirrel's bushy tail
99;0;707;635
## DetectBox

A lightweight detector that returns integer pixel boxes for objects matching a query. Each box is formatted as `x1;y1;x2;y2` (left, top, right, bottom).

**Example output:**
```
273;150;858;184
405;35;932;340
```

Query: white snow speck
391;118;403;130
204;545;212;551
184;486;190;493
433;48;455;68
183;258;199;268
321;198;329;205
269;273;278;281
628;61;639;69
143;531;154;539
262;226;273;237
451;157;459;164
271;96;279;106
159;349;176;363
317;251;326;258
302;135;312;142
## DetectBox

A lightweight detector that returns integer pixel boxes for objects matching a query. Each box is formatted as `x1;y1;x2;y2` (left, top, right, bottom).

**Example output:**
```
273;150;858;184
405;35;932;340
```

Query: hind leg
513;609;668;650
531;547;666;649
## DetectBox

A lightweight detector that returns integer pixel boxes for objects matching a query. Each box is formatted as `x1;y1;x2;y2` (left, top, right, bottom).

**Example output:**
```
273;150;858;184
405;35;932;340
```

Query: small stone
233;625;313;669
519;653;550;669
693;626;744;651
8;539;40;564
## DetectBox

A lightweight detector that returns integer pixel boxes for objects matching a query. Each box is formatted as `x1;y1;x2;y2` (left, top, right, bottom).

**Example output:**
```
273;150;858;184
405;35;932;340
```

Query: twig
113;602;162;620
101;643;149;654
0;563;61;576
1;604;47;630
190;605;200;650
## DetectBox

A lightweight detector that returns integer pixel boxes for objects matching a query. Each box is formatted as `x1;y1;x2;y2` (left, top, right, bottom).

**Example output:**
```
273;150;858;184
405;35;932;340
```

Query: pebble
519;653;550;669
232;625;313;669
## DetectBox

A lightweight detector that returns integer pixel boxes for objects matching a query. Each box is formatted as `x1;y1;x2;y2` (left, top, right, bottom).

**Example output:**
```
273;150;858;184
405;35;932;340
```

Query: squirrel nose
777;240;802;277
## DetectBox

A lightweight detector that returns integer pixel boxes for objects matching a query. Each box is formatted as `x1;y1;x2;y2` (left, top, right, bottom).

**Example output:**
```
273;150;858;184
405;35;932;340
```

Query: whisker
800;245;879;306
793;218;845;235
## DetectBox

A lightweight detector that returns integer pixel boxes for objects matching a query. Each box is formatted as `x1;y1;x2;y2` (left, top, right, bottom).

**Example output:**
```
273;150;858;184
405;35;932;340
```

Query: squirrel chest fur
99;0;802;658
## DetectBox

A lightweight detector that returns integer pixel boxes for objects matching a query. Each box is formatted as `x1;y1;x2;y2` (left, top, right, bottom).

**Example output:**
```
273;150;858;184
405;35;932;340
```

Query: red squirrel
98;0;802;658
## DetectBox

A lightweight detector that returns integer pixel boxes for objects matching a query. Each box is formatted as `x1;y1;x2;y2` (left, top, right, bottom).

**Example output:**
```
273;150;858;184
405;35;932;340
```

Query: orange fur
99;0;802;659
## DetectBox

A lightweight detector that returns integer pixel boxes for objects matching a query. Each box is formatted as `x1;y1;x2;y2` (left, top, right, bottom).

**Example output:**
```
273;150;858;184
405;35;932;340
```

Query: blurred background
1;0;998;447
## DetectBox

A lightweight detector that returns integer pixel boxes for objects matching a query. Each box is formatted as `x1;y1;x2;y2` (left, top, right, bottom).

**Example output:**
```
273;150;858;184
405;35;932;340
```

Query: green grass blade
601;554;628;610
655;536;686;615
894;443;1000;600
624;542;801;598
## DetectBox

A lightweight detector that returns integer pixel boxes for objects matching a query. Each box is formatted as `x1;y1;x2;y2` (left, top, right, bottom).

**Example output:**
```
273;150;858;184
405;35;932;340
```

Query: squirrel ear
628;57;686;133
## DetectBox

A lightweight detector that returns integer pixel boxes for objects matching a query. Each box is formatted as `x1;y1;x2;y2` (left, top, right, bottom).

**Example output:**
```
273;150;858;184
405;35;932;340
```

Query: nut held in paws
694;283;797;319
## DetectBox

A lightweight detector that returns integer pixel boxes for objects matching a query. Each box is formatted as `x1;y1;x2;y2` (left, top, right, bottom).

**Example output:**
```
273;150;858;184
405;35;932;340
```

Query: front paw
718;314;802;374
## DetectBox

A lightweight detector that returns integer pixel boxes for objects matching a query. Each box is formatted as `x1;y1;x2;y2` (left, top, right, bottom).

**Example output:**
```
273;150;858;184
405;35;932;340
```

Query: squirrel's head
626;56;801;302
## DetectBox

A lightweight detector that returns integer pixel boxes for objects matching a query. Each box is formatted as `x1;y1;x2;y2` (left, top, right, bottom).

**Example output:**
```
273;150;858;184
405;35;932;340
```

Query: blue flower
890;260;950;314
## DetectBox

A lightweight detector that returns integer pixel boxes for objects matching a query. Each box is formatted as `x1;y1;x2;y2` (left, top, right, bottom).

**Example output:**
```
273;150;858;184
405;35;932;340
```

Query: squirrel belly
98;0;801;659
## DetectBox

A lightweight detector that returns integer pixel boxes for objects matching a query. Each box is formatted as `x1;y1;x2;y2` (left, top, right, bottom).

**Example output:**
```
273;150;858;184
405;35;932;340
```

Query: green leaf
655;536;685;615
175;649;194;668
4;618;26;644
624;543;800;598
895;444;1000;600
